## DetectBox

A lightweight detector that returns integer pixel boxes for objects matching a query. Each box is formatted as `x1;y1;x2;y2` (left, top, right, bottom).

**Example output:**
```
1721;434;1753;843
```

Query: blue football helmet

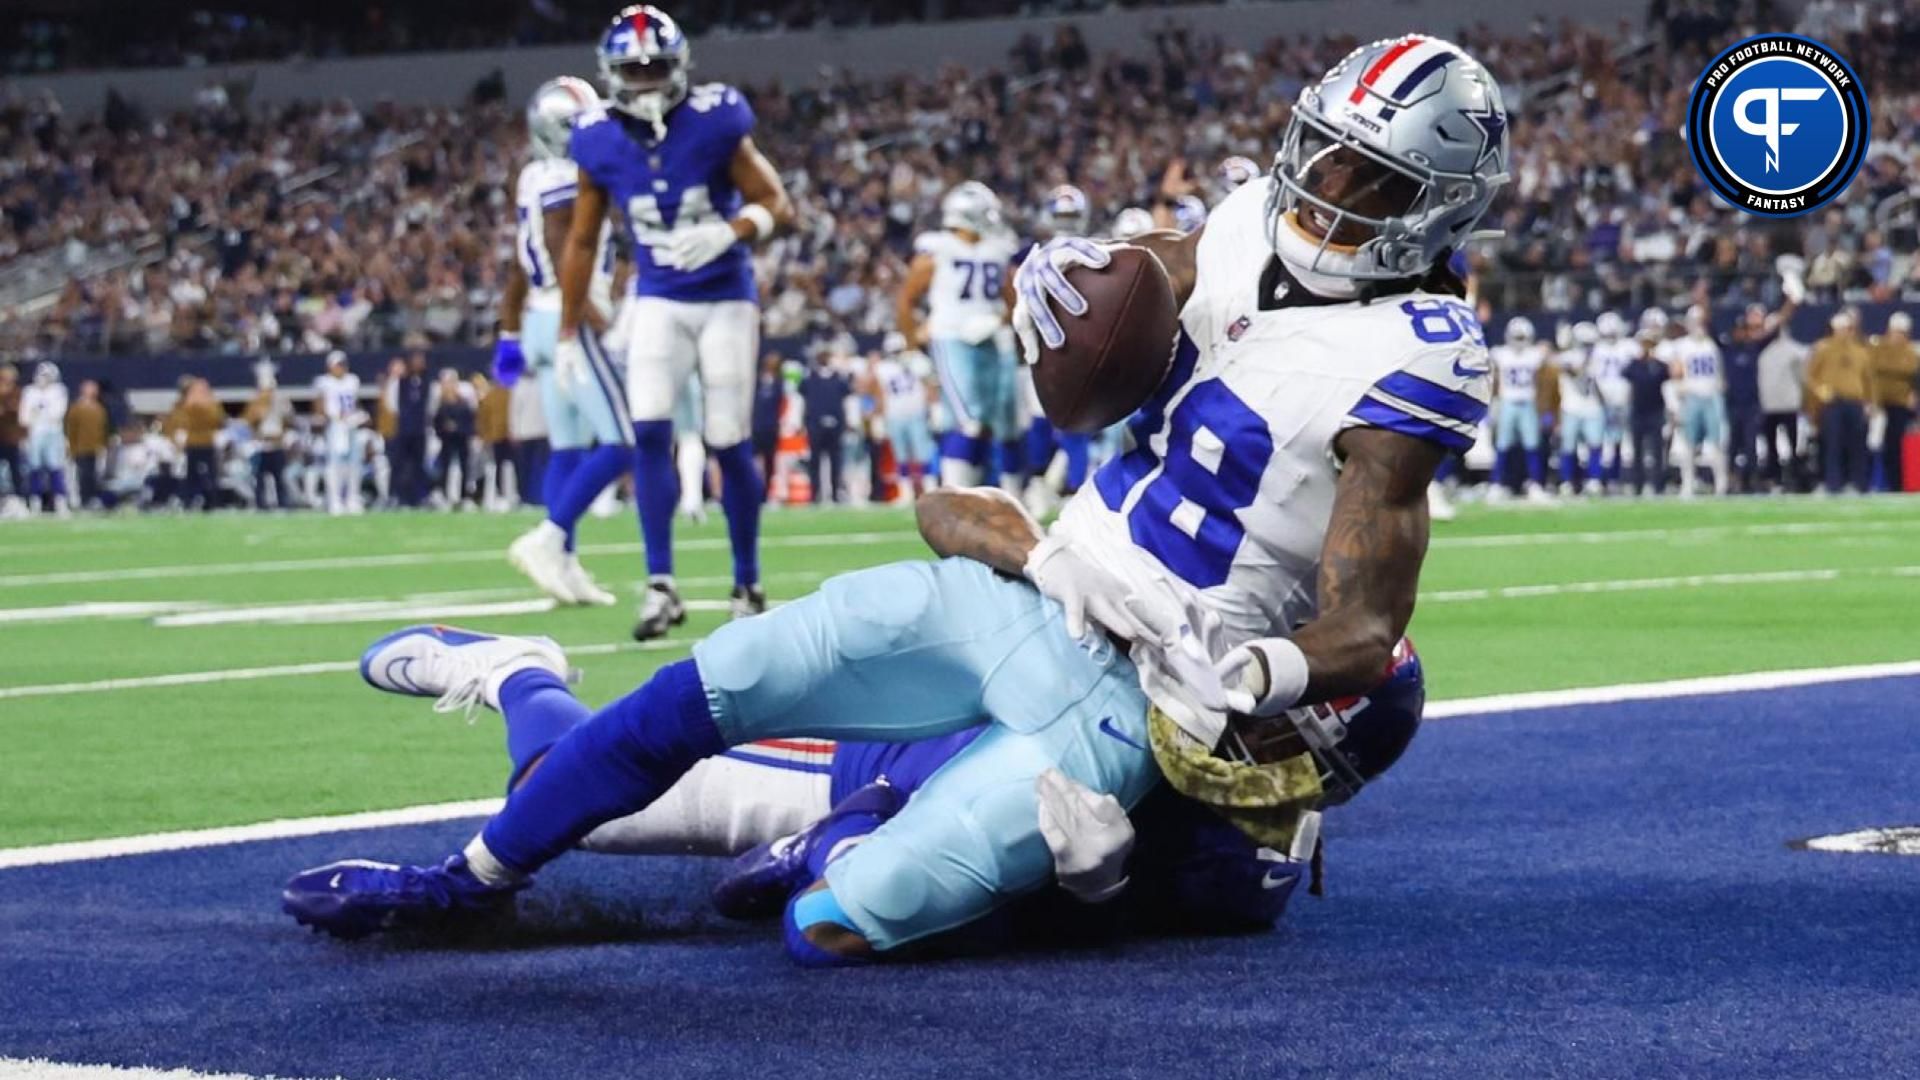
1172;193;1208;233
1037;183;1091;237
1223;637;1425;807
597;5;690;133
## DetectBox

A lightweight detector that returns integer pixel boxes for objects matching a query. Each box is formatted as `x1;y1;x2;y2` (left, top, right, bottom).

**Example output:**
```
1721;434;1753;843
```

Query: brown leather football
1029;245;1180;434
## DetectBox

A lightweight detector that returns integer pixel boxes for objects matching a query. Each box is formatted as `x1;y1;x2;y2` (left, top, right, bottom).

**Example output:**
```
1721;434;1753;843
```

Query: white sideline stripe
0;530;920;588
2;660;1915;872
0;640;688;701
0;1060;351;1080
1423;659;1920;719
1422;564;1920;602
6;517;1915;591
155;597;559;628
0;601;214;624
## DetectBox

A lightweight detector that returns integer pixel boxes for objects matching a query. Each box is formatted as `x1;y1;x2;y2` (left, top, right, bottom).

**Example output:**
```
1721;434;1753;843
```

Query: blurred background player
20;362;70;515
1110;206;1156;241
1807;310;1872;494
1870;313;1916;493
1625;310;1673;496
869;331;934;503
897;180;1019;490
1670;305;1727;498
1556;321;1605;495
554;5;795;639
1214;155;1261;200
314;352;366;515
504;76;624;607
1015;184;1095;518
1491;316;1550;502
1589;311;1636;492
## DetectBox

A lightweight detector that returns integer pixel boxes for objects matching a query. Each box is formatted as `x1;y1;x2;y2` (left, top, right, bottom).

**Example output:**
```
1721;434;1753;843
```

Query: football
1029;244;1180;434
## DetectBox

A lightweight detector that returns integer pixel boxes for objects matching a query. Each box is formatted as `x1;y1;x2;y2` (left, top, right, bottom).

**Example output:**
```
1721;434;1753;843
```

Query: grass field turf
3;495;1918;850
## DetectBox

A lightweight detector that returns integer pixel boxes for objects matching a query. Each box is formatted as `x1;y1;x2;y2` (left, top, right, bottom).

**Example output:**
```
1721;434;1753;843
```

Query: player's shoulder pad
912;230;951;256
1341;295;1492;454
686;82;753;136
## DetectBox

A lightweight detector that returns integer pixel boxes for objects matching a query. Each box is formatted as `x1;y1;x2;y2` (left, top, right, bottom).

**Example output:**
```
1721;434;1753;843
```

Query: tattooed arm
915;486;1044;575
1290;428;1442;700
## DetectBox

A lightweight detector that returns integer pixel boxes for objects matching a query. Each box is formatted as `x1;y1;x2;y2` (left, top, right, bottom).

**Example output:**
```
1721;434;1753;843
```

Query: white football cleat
508;521;581;604
359;625;572;719
1425;482;1457;522
562;555;617;606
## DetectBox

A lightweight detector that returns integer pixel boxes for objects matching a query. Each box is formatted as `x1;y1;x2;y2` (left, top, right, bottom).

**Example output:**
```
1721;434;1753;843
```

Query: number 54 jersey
1049;180;1491;740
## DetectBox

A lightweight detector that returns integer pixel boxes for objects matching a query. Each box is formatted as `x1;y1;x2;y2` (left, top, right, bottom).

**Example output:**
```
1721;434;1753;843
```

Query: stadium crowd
1;1;1917;515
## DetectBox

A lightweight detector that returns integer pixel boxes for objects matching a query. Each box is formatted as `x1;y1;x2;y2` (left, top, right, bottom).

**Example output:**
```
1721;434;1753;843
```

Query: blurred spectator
388;352;431;507
64;378;109;507
799;351;851;504
751;353;785;501
0;364;21;499
1757;326;1812;492
1807;312;1873;493
474;372;514;509
431;367;478;507
509;374;548;506
244;365;296;509
1870;313;1917;491
177;377;224;511
1624;344;1671;495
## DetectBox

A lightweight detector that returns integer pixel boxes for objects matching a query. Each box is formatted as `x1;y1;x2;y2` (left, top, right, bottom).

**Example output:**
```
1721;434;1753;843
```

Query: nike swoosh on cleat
1452;358;1490;379
1261;866;1298;890
328;872;344;889
385;656;420;694
1097;717;1147;752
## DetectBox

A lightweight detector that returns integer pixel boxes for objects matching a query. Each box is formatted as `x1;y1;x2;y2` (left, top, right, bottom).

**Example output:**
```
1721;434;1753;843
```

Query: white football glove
553;335;591;392
1036;768;1134;904
1024;532;1181;647
1010;237;1111;365
1213;636;1311;718
657;222;740;272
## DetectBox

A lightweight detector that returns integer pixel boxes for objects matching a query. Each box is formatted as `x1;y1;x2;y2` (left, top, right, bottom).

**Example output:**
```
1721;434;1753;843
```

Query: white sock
941;458;980;488
462;834;527;887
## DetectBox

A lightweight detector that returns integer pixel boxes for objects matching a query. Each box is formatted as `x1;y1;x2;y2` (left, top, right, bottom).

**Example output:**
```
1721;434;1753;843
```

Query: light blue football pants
692;556;1157;949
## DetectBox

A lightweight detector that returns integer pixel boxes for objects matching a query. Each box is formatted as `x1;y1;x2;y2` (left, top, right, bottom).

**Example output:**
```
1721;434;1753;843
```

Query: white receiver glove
553;335;591;392
1010;237;1112;366
657;221;740;272
1213;636;1311;718
1036;768;1134;904
1024;532;1181;647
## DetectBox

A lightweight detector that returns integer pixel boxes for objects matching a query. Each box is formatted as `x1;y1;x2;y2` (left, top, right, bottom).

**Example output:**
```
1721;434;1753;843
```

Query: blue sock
939;430;983;466
1526;450;1545;486
1023;419;1056;480
480;659;724;875
998;438;1026;484
1434;455;1458;483
543;448;586;543
711;441;762;588
498;669;591;789
1061;433;1090;491
631;421;676;577
1559;451;1575;486
547;444;629;550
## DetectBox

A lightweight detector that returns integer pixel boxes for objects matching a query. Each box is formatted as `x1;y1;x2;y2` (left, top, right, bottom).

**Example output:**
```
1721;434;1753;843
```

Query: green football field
3;495;1917;850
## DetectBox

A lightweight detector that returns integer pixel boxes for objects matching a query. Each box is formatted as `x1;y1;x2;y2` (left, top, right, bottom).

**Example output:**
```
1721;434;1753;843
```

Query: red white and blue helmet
1269;35;1509;287
1216;155;1261;196
1036;184;1090;237
1172;193;1208;233
597;5;690;130
1225;637;1426;807
526;76;599;160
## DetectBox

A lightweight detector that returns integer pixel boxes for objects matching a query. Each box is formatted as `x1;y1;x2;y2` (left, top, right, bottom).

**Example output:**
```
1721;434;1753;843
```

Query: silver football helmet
1505;316;1535;345
1111;206;1155;240
1573;321;1599;347
1036;184;1091;237
940;181;1002;235
1596;311;1626;340
33;361;59;385
1268;35;1510;288
526;76;599;160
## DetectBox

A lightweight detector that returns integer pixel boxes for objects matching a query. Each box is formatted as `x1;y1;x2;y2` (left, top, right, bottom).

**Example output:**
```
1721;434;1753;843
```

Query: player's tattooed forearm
1293;429;1441;701
915;487;1044;575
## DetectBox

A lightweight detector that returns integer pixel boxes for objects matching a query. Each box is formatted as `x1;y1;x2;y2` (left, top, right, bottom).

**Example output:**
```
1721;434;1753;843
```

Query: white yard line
1428;518;1913;549
1;659;1913;871
0;601;215;624
0;530;921;588
154;597;559;628
0;640;688;701
1421;564;1920;602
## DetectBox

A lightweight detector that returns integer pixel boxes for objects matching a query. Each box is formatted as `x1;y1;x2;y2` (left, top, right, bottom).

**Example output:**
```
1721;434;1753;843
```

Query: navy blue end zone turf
3;678;1917;1078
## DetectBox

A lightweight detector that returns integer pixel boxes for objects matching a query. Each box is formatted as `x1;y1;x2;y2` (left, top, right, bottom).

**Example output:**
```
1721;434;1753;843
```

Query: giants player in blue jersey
280;34;1505;970
556;5;794;640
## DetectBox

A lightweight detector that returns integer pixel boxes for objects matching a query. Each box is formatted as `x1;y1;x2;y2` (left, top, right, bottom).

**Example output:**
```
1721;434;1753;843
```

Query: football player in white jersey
1489;317;1550;500
501;77;625;607
869;331;936;502
312;352;365;515
897;182;1021;489
1016;185;1098;518
284;35;1508;969
1556;321;1606;495
19;362;69;514
1671;304;1728;497
1589;310;1636;490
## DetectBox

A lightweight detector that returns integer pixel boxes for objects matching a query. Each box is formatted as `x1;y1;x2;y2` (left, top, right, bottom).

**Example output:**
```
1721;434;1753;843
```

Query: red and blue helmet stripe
1347;36;1459;121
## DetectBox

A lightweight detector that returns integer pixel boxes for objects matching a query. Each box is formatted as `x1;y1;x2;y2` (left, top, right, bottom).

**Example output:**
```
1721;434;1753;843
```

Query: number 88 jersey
1048;180;1491;739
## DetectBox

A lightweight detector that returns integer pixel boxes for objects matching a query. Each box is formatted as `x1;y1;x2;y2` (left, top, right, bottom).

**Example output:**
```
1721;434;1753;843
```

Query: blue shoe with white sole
282;854;526;940
360;624;571;718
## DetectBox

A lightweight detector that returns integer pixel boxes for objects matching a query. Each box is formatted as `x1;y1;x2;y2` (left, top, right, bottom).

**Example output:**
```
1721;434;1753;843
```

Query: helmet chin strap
1273;212;1362;300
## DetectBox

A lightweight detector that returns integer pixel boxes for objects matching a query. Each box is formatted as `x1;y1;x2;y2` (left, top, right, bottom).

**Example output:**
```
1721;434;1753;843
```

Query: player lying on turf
281;33;1507;967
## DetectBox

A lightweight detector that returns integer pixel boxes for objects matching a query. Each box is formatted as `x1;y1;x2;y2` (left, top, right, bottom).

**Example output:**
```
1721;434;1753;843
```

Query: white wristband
1258;638;1311;713
738;203;776;242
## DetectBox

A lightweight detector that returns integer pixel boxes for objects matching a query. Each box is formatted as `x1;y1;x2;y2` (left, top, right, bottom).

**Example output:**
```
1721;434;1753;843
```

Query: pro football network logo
1685;33;1869;217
